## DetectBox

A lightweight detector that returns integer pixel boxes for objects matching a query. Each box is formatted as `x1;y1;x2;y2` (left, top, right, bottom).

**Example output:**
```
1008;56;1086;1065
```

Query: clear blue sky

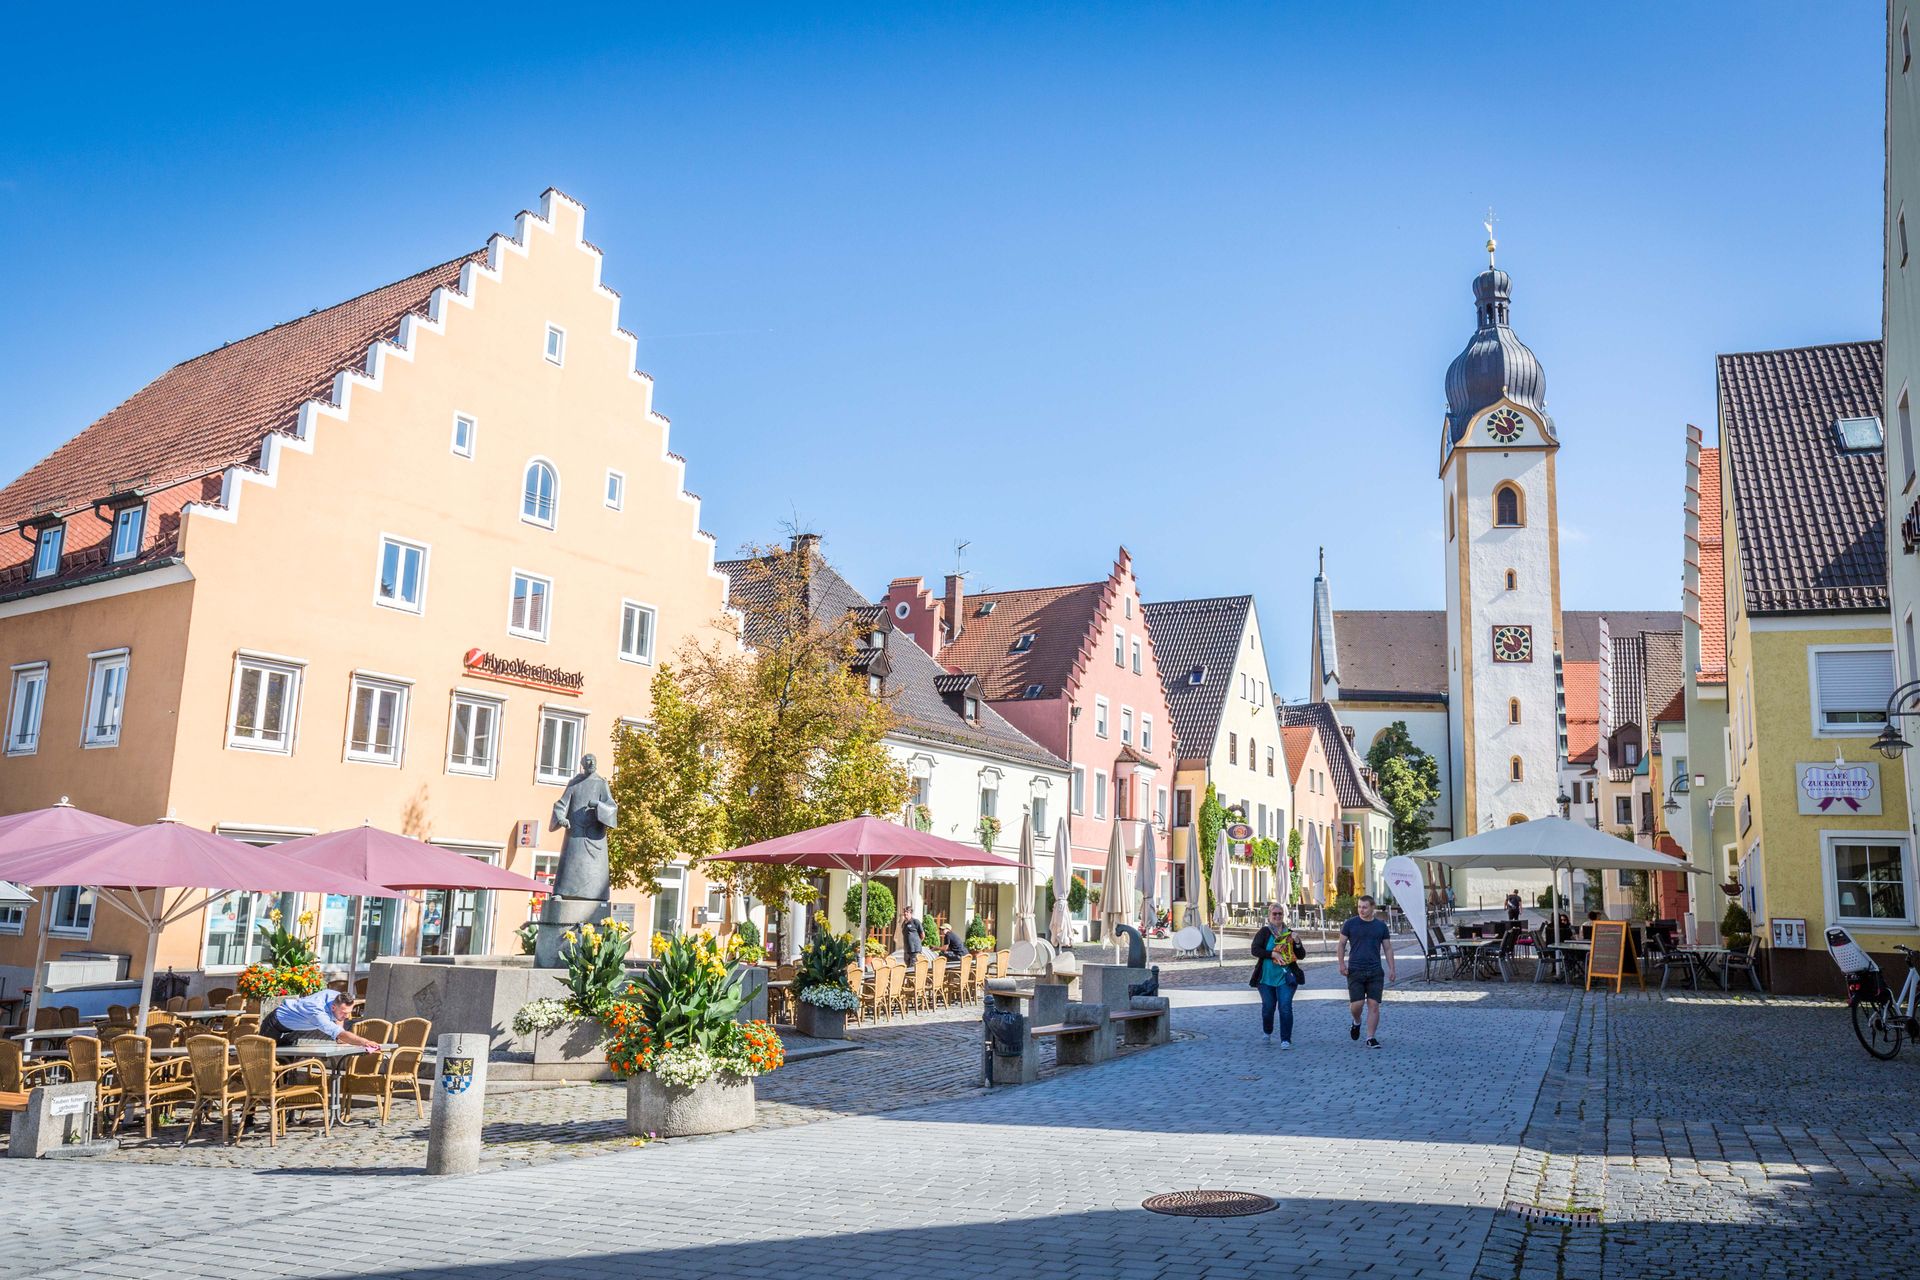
2;3;1884;698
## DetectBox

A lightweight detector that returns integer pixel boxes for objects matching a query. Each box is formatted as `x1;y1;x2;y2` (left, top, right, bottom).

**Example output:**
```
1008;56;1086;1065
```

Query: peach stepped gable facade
0;190;734;993
880;550;1172;936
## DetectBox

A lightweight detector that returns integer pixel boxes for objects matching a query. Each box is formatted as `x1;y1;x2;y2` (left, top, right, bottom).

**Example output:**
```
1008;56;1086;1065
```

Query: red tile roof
1563;660;1599;764
935;580;1107;701
0;250;483;597
1280;724;1316;785
1697;446;1727;685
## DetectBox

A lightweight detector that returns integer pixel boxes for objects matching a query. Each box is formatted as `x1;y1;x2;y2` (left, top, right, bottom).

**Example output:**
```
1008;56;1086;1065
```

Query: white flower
652;1045;720;1088
511;998;573;1037
799;984;859;1012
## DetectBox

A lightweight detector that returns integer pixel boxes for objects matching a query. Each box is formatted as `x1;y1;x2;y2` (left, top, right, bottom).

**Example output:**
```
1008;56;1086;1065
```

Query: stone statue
1112;922;1148;970
534;754;619;968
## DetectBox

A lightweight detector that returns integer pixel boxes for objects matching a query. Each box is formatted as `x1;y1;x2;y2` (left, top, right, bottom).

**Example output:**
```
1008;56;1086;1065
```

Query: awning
916;864;1018;885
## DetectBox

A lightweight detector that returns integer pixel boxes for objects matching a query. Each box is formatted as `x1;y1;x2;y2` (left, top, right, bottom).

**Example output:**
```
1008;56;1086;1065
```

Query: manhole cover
1503;1201;1602;1226
1143;1190;1277;1217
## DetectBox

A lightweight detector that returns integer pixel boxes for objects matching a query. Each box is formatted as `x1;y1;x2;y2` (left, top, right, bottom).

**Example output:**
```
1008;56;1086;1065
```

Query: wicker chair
880;963;905;1019
57;1006;81;1028
235;1035;327;1146
927;956;949;1010
205;987;234;1008
64;1034;120;1132
903;957;929;1013
30;1006;60;1031
0;1039;63;1093
106;1004;131;1024
222;995;245;1011
164;996;187;1014
388;1017;431;1118
183;1034;248;1144
148;1024;182;1051
110;1034;194;1138
338;1019;396;1122
184;995;208;1012
993;950;1010;978
227;1014;262;1041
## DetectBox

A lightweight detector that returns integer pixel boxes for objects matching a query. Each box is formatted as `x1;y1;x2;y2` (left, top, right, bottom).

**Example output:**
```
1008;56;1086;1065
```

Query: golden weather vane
1484;207;1498;268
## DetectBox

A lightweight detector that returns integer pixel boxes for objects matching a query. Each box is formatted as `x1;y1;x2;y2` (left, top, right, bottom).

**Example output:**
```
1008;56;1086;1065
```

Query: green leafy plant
517;921;539;956
911;803;933;832
1287;830;1304;903
733;918;761;952
1365;721;1440;854
254;907;317;968
621;930;745;1059
558;919;634;1020
1328;893;1358;923
1627;871;1653;923
1721;901;1753;951
844;878;896;933
1045;874;1090;915
977;814;1003;852
1335;867;1355;899
965;916;992;952
795;930;859;995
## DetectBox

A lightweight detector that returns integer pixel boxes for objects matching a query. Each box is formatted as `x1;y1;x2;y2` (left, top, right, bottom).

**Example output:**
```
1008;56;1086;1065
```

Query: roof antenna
1483;207;1498;268
1318;545;1325;577
952;539;970;581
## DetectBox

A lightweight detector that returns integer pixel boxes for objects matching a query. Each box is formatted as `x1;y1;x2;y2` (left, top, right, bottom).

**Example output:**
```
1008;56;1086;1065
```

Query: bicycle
1831;924;1919;1060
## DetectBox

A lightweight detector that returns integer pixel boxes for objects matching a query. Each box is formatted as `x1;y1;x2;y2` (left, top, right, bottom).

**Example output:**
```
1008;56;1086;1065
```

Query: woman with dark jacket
1251;904;1305;1047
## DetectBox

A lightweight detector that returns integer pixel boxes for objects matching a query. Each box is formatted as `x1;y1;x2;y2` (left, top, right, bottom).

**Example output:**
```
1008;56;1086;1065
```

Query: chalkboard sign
1585;920;1642;993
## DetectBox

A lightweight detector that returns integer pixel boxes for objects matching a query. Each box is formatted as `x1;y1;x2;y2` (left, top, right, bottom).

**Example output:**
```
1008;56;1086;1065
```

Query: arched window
1504;568;1518;591
1508;697;1521;725
522;459;557;527
1509;755;1524;783
1494;483;1524;528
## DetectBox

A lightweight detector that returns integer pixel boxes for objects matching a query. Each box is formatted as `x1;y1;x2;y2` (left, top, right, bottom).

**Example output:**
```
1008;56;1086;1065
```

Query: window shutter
1815;649;1893;716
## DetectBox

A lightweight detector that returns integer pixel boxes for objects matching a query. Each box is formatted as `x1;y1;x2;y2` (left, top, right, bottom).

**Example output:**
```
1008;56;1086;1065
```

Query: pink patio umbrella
0;819;392;1029
0;800;130;1031
278;823;549;990
712;815;1023;966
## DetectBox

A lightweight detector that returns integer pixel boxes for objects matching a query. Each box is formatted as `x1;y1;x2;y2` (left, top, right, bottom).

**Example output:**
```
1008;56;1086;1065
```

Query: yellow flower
268;908;283;925
297;911;315;929
562;929;577;944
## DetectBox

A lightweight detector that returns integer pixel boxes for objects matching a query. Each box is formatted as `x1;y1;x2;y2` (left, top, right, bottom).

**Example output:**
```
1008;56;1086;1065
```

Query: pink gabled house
880;549;1174;920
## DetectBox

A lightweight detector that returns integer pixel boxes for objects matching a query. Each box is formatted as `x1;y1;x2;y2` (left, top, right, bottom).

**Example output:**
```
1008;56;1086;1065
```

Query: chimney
790;533;821;565
944;573;965;645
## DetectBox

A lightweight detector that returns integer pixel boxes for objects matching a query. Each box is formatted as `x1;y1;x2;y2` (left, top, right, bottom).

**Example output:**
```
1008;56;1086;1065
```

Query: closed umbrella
1011;812;1038;945
1101;822;1131;940
1211;827;1231;927
1306;825;1326;905
1048;817;1073;948
1136;822;1158;936
1183;823;1203;929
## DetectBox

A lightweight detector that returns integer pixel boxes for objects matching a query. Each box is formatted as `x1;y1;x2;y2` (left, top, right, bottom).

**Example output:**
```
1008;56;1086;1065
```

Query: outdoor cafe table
1548;942;1591;983
11;1026;96;1050
1680;946;1732;990
151;1040;400;1126
1448;938;1501;979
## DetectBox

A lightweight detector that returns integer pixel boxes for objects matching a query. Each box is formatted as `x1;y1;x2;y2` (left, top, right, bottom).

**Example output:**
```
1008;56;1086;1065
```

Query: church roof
1444;266;1555;446
1564;611;1683;663
1718;341;1887;615
1141;595;1251;763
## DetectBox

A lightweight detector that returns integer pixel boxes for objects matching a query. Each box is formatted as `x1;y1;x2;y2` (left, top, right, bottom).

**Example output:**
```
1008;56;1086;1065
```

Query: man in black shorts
1338;894;1396;1048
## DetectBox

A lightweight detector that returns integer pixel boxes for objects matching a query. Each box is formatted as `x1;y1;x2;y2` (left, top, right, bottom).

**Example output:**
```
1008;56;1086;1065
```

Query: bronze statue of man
534;754;619;968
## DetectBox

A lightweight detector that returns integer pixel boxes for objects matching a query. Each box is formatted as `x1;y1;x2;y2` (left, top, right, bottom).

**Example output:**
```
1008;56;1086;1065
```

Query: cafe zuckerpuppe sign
462;649;584;696
1796;760;1881;816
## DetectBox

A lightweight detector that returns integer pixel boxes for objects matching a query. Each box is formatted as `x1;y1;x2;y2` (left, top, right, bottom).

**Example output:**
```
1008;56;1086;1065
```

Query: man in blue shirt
259;989;384;1053
1338;894;1397;1049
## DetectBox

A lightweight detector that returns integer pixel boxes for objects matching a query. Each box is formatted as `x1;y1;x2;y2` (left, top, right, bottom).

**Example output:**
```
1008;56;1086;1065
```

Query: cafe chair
236;1035;328;1146
110;1034;195;1138
183;1034;249;1144
388;1017;432;1118
339;1019;396;1123
205;987;234;1008
31;1006;61;1031
64;1034;120;1133
926;956;949;1010
1722;941;1764;993
0;1039;64;1093
56;1006;81;1028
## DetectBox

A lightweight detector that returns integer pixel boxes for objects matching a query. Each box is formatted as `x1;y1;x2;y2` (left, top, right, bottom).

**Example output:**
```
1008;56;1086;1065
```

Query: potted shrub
793;930;860;1039
965;916;994;953
1721;901;1753;952
510;918;635;1064
236;908;325;1012
605;932;783;1138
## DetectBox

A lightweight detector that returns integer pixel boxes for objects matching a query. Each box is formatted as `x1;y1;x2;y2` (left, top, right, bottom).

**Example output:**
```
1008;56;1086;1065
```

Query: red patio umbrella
713;815;1023;963
0;819;392;1029
277;824;549;987
0;801;130;1031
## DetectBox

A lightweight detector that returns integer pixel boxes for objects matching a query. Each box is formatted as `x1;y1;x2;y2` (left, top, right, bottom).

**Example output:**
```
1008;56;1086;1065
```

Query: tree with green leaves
608;543;912;911
1196;784;1228;912
1365;720;1440;854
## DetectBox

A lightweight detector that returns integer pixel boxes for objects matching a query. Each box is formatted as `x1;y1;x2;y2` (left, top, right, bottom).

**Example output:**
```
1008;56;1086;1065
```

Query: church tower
1440;231;1565;838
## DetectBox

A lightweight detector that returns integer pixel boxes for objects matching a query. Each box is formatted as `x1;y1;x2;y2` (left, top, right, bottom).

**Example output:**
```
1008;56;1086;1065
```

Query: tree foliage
1364;721;1440;854
608;542;912;908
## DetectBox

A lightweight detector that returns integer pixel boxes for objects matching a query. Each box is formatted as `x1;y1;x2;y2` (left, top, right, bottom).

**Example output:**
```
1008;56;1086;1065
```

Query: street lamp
1871;679;1920;758
1556;790;1571;819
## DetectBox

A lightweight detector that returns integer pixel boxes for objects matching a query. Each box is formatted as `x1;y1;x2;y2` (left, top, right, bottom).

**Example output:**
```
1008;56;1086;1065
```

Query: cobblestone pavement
4;947;1917;1280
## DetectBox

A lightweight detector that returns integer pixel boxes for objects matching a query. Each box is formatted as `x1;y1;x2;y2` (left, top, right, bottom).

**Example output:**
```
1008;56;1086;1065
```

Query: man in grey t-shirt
1338;895;1396;1048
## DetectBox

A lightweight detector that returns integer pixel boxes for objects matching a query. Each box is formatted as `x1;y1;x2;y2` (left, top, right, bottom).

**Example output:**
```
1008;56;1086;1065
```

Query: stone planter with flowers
790;929;860;1040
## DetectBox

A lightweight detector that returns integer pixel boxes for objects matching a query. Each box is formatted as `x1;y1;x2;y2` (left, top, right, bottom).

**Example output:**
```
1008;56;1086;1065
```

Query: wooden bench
1108;1000;1170;1046
1029;1022;1101;1039
0;1091;28;1114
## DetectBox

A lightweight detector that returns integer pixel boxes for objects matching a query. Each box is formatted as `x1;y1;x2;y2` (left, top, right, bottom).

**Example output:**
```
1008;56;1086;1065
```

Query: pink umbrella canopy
714;815;1023;874
0;801;129;855
277;825;547;893
0;821;391;897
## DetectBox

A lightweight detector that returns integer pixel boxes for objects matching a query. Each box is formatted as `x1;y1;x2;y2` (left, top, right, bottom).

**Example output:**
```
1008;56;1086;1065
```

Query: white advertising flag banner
1382;855;1428;953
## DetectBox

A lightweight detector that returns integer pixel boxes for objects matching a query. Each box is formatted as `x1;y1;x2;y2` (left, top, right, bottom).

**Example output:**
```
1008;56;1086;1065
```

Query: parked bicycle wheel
1853;992;1904;1059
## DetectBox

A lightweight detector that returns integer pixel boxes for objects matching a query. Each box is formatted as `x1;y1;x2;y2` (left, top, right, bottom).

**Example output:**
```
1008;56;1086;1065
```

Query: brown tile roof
1697;446;1727;684
1642;631;1685;730
1329;610;1447;701
1718;341;1887;614
1141;595;1251;761
1654;686;1686;724
1611;634;1646;731
1563;660;1599;764
1280;724;1316;785
1278;701;1388;814
937;580;1108;702
0;250;483;599
1563;611;1682;663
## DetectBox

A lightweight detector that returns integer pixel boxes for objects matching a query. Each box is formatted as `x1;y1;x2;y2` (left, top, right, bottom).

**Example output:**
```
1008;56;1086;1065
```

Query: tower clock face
1491;625;1533;663
1483;407;1526;443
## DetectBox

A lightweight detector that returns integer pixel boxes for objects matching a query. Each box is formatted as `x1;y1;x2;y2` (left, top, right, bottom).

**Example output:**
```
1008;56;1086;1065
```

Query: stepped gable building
0;190;736;989
1308;244;1680;871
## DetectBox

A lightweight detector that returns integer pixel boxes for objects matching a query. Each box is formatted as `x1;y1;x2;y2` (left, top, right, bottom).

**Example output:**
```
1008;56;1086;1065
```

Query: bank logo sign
1796;761;1881;815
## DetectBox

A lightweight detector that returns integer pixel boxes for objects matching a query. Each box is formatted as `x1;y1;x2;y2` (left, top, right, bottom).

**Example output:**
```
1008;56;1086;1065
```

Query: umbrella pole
134;888;163;1030
345;895;365;996
22;888;51;1033
858;857;871;976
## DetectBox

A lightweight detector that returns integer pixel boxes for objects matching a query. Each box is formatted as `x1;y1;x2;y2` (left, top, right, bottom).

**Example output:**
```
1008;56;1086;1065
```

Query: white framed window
1156;787;1168;824
1120;706;1134;744
447;692;503;778
111;505;145;562
7;662;47;756
979;782;998;819
345;673;409;765
203;883;297;971
1071;766;1086;815
33;525;63;579
1824;833;1915;927
1093;770;1108;820
619;600;656;664
1114;628;1125;666
522;459;558;528
1030;792;1049;834
82;649;128;748
226;653;303;753
544;323;566;365
451;412;476;458
510;571;553;641
1094;696;1109;738
605;470;625;510
1809;645;1894;736
537;708;586;784
1131;637;1142;674
1142;714;1154;754
49;886;96;937
0;898;22;934
374;536;428;613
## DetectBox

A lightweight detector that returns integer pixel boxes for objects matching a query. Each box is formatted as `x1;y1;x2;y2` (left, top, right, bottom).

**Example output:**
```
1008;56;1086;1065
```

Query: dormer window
1021;683;1044;699
869;629;886;650
869;675;883;696
1187;665;1206;686
111;506;146;563
32;525;63;579
976;600;997;617
1011;632;1035;654
965;696;980;722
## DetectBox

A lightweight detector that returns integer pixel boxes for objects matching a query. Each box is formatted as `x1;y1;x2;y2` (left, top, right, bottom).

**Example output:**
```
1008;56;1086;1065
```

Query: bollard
425;1032;487;1176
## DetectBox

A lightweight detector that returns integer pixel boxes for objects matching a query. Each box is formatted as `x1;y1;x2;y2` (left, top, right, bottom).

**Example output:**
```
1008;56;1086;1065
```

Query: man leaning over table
259;989;383;1053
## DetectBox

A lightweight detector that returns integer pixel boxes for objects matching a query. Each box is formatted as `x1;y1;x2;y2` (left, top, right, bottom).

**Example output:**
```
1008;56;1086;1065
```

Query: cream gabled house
0;191;736;994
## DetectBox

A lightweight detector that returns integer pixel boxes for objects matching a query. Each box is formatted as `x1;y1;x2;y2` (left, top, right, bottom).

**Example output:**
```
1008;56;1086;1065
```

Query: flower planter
794;1000;848;1040
625;1071;755;1137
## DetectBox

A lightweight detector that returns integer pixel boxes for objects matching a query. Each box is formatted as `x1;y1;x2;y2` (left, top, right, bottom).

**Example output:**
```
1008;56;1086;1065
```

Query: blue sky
1;4;1884;697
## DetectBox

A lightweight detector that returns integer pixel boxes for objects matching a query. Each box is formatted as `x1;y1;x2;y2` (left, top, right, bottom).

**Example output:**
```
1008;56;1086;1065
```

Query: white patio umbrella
1183;823;1203;927
1211;828;1231;928
1101;822;1131;939
1305;825;1326;905
1136;822;1159;935
1048;817;1073;948
1011;812;1038;945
